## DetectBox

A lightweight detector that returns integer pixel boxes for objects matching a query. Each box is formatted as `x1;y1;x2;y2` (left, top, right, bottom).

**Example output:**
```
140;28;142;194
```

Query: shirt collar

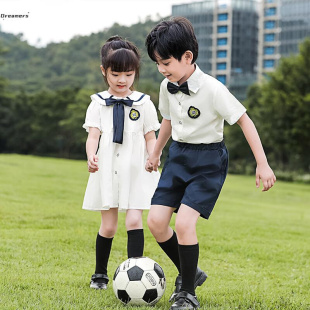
186;64;204;94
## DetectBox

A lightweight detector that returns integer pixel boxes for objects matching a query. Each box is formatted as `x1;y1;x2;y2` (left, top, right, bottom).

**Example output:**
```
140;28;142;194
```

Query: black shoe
169;291;200;310
169;267;207;302
90;273;109;289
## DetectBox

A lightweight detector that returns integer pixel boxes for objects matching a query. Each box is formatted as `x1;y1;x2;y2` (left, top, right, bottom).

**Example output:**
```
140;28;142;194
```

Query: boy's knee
147;213;162;233
175;217;193;236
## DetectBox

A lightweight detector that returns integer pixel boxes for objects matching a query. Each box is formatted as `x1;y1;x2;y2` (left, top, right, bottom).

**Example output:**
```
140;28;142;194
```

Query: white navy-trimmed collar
90;91;149;106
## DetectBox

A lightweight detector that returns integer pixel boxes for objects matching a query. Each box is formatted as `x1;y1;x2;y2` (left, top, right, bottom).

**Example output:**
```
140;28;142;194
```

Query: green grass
0;154;309;310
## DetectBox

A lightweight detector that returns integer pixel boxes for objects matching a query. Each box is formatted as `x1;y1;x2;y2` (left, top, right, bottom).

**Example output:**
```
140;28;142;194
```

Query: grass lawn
0;154;309;310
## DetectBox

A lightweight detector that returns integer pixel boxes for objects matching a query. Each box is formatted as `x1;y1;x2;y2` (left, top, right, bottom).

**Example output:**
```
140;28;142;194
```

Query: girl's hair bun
107;35;123;42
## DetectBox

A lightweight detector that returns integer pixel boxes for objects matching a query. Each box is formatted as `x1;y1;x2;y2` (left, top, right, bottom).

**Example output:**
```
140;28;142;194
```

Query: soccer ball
113;257;166;305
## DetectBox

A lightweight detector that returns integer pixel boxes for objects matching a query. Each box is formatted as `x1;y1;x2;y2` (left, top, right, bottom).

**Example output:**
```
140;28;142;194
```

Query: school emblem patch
129;108;140;121
188;106;200;119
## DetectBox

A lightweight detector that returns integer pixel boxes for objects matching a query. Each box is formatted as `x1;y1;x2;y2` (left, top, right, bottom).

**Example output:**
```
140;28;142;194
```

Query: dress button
116;153;119;157
179;121;182;124
115;171;117;174
179;102;181;105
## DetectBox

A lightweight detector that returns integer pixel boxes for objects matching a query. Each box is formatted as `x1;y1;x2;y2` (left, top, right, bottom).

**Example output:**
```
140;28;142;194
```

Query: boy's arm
237;113;276;191
86;127;101;173
147;118;172;171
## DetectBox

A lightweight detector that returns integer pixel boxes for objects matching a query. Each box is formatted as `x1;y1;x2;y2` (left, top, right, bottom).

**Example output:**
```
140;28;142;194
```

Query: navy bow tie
167;81;190;96
105;96;133;144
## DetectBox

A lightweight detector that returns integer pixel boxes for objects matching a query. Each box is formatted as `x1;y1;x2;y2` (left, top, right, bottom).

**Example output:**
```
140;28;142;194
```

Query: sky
0;0;195;47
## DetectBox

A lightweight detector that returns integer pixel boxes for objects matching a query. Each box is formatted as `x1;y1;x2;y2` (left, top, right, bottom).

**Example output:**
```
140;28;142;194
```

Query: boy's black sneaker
169;291;200;310
169;267;207;302
89;273;109;289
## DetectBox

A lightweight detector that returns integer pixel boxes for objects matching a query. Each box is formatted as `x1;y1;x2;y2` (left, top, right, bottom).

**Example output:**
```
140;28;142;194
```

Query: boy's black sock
157;230;181;273
95;233;113;275
178;243;199;296
127;229;144;258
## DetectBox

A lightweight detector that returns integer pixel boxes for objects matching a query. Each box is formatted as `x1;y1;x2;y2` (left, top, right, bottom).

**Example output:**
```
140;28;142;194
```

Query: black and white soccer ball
113;257;166;306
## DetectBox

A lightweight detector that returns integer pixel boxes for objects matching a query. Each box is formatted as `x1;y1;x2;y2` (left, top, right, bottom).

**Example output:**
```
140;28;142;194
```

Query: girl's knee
125;209;143;231
126;215;142;230
99;224;117;238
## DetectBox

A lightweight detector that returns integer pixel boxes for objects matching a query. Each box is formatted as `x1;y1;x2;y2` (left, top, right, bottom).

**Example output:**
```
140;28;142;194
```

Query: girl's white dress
82;91;160;211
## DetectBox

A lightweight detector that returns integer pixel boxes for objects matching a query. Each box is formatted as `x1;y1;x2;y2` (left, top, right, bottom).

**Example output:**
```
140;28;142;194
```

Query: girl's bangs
107;49;139;73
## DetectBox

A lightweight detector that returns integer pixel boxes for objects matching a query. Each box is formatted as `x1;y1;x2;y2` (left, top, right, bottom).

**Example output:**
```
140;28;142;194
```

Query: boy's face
155;51;194;85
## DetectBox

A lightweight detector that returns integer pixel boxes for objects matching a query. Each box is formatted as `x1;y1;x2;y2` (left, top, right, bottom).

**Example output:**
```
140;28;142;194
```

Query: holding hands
87;154;99;173
145;153;161;172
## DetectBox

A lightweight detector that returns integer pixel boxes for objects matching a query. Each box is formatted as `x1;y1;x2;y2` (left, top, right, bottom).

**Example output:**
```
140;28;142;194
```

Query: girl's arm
145;131;157;156
146;118;172;172
237;113;276;191
145;130;157;172
86;127;101;173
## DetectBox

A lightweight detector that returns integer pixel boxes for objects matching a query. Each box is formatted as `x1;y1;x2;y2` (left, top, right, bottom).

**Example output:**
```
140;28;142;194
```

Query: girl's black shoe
170;291;200;310
89;273;109;289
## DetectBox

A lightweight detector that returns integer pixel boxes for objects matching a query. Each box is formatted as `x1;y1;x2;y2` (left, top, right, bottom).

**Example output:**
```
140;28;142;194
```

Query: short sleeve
143;99;161;135
82;100;102;132
158;81;171;120
213;83;246;125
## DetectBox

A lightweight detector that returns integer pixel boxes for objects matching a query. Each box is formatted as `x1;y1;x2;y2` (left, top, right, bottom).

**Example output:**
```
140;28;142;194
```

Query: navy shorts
151;140;228;219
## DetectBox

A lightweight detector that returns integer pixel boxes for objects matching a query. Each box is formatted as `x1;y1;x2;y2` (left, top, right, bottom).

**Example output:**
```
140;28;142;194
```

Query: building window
265;0;274;3
264;33;275;42
217;62;227;70
218;25;228;33
217;38;228;46
263;59;275;68
264;46;275;55
218;13;228;21
265;7;276;16
217;50;227;58
264;20;276;29
216;75;226;84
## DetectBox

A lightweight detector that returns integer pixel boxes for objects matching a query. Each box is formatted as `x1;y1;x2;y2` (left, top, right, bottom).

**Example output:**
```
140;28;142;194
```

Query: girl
82;36;160;290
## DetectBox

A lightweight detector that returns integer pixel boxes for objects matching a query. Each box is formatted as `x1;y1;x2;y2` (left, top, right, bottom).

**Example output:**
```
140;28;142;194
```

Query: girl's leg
175;204;200;296
96;208;118;274
126;209;144;258
147;205;180;272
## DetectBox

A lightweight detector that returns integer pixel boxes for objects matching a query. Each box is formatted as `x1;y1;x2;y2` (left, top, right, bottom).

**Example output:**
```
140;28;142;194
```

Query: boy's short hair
145;16;198;64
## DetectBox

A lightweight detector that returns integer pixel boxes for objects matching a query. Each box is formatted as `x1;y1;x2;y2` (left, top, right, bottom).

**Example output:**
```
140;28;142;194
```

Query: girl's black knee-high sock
179;243;199;296
95;233;113;275
127;229;144;258
157;230;181;273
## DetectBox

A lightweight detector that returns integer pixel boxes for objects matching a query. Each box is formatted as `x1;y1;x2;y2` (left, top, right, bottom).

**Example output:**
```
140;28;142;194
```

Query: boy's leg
91;209;118;289
126;209;144;258
147;205;180;269
170;204;202;310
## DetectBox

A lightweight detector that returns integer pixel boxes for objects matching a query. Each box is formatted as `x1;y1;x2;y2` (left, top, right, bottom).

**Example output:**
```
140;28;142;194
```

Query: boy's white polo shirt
159;65;246;144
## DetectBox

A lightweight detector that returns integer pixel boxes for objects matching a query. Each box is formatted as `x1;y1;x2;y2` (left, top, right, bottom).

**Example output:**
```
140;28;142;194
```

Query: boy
145;17;276;310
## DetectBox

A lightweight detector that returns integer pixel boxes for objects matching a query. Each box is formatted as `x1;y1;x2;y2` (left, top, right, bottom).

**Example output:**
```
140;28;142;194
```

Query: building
172;0;259;100
258;0;310;80
172;0;310;100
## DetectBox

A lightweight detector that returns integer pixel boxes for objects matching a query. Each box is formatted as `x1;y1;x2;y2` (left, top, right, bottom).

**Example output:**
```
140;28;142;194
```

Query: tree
244;38;310;172
0;43;13;152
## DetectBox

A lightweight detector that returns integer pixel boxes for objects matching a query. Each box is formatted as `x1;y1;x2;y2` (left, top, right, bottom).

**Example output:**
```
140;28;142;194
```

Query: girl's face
102;67;135;97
